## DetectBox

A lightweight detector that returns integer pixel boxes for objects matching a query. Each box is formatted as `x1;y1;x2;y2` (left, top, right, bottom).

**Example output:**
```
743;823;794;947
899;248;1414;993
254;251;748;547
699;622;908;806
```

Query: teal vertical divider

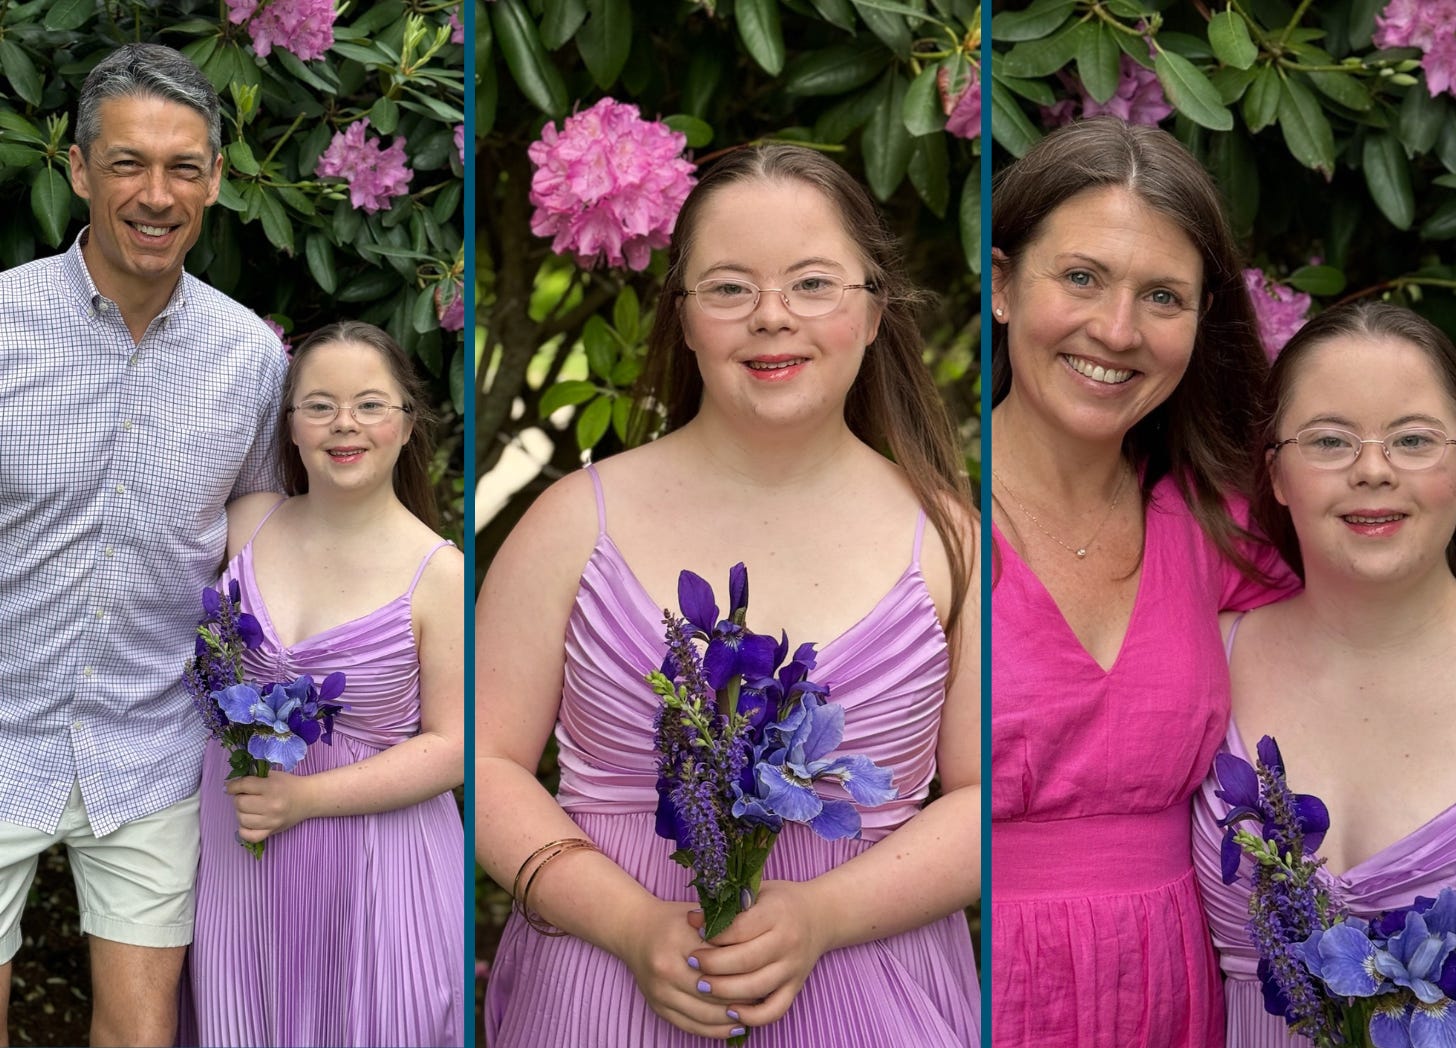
979;2;993;1044
462;0;478;1043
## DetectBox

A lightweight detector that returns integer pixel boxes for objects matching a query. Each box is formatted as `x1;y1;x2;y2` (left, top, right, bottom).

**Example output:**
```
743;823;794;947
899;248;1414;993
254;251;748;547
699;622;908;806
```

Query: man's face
68;93;221;300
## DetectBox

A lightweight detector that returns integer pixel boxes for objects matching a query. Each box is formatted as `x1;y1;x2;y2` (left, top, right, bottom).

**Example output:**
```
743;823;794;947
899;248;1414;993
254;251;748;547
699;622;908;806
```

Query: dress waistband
993;804;1193;899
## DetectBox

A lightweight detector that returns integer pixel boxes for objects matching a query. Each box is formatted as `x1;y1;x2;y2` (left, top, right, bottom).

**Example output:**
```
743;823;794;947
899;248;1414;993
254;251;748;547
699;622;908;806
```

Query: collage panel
477;1;980;1044
987;2;1456;1047
0;5;466;1047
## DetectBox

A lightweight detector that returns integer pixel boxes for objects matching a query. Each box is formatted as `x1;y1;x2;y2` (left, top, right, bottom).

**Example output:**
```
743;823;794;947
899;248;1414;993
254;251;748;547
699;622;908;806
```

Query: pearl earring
994;308;1004;318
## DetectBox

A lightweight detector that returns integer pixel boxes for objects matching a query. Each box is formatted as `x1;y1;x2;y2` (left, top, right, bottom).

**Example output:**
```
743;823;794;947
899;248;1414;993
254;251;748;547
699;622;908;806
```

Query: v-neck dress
485;464;978;1047
991;475;1295;1048
184;503;464;1047
1193;659;1456;1046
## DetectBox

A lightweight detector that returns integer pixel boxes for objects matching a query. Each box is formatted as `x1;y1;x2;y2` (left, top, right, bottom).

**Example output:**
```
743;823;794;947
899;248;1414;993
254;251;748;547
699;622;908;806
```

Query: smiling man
0;44;285;1046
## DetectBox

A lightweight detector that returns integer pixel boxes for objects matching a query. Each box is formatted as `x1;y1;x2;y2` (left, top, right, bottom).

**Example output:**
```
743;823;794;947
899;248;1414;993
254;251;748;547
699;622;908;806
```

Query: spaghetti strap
407;541;454;596
585;463;607;536
1223;611;1248;662
911;510;928;569
245;497;289;547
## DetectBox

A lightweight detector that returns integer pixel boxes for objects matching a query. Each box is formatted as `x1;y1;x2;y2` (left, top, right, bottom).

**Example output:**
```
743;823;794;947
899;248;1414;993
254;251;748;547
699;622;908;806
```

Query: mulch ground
8;844;90;1046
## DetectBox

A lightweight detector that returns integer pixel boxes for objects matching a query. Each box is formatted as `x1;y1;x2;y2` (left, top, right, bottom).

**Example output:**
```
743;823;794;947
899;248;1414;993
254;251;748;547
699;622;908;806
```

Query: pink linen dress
991;476;1294;1047
1192;619;1456;1047
486;465;979;1047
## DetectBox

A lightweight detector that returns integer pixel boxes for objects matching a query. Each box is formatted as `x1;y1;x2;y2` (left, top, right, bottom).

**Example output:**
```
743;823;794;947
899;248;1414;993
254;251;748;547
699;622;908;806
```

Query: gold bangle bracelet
511;836;592;903
512;838;599;936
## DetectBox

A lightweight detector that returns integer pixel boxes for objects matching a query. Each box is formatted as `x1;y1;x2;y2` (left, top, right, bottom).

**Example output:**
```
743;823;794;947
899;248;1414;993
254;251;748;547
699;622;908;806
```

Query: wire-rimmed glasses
683;275;874;320
288;398;412;426
1269;426;1456;471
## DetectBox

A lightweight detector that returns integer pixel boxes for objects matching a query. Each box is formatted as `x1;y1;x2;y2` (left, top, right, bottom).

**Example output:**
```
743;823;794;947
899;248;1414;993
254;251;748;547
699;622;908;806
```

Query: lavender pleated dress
185;505;464;1047
1194;718;1456;1047
486;465;978;1048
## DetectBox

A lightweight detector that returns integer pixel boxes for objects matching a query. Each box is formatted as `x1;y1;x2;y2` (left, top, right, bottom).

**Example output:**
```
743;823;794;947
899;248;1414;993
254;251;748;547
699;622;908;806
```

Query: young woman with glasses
988;118;1297;1047
1192;301;1456;1046
476;142;978;1046
185;321;465;1046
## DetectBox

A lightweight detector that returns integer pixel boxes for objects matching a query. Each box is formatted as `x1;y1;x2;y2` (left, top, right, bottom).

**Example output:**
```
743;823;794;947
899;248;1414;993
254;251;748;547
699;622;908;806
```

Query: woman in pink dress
475;143;978;1046
989;118;1295;1047
186;321;465;1046
1193;302;1456;1046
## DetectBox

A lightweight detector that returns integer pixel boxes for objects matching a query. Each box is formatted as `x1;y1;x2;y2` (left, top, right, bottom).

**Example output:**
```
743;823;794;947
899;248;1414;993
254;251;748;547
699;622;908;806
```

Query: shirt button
123;420;133;430
115;483;125;494
104;547;114;558
128;353;139;366
83;666;94;677
94;609;104;620
97;300;110;312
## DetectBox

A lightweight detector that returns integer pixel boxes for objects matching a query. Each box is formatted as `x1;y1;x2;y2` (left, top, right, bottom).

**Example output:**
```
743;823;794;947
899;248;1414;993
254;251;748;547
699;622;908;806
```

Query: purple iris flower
741;639;828;734
1370;999;1414;1048
248;729;307;769
1213;739;1331;885
676;567;778;692
1376;910;1456;1005
202;586;222;619
1301;920;1384;996
1411;998;1456;1048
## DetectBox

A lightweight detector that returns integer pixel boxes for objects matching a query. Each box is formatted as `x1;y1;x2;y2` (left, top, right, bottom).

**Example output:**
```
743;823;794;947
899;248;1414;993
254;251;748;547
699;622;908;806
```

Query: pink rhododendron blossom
1041;56;1172;127
261;316;291;355
227;0;335;62
1244;269;1311;359
315;119;413;214
448;9;464;44
435;280;465;332
454;124;465;164
1424;32;1456;97
527;97;697;271
941;64;981;140
1374;0;1456;98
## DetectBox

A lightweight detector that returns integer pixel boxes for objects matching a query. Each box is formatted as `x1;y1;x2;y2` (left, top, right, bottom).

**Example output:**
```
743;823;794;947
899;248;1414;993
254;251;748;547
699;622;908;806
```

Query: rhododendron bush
990;1;1456;355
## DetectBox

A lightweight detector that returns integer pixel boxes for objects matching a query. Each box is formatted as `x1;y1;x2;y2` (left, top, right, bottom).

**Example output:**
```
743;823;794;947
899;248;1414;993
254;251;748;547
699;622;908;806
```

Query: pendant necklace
992;464;1131;560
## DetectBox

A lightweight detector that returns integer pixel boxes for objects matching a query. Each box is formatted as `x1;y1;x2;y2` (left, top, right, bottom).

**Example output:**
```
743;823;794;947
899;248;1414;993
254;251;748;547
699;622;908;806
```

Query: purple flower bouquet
647;564;898;946
1216;736;1456;1046
182;581;345;858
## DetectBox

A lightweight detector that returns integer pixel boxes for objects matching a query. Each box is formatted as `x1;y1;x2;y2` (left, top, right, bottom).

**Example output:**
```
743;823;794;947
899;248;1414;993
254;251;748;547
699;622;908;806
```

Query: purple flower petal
677;570;718;634
789;701;845;766
1371;1002;1414;1048
754;763;822;823
737;633;778;682
216;683;261;724
237;613;264;650
1294;792;1331;852
1220;830;1244;885
1408;1002;1456;1048
228;578;242;604
288;710;321;745
808;798;861;840
1213;752;1260;810
201;587;221;617
1317;923;1383;997
1256;735;1285;775
319;671;346;702
248;730;307;771
703;639;736;692
728;563;747;615
816;754;897;806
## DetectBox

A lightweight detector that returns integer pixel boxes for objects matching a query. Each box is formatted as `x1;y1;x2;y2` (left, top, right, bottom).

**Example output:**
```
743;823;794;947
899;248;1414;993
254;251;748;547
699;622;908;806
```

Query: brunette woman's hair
278;320;439;530
632;141;974;642
1254;300;1456;579
991;118;1270;576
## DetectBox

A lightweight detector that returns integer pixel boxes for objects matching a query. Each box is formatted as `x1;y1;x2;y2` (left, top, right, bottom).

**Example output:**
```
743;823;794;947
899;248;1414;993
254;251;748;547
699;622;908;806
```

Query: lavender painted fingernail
730;1027;746;1038
698;925;707;940
726;1009;740;1021
687;956;700;971
696;979;711;994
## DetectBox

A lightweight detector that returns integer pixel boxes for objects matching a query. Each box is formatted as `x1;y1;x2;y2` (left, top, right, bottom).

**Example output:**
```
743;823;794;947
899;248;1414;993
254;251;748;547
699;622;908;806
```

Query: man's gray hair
74;43;221;161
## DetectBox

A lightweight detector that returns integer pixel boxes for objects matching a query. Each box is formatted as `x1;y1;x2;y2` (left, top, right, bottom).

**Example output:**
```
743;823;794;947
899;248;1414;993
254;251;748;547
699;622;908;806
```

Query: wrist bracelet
511;837;598;936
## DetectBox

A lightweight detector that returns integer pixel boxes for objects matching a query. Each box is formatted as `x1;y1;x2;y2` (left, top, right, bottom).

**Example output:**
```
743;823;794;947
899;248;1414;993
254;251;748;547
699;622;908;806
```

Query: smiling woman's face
992;184;1204;447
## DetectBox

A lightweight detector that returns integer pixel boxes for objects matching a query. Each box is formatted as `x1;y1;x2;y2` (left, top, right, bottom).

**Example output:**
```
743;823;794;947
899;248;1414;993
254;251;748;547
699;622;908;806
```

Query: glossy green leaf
907;132;949;216
30;165;69;248
0;111;45;145
851;1;913;58
1346;0;1384;49
540;0;588;49
1003;20;1083;79
737;0;786;76
412;285;438;334
1243;65;1280;132
1077;19;1120;105
1208;127;1258;237
663;114;713;148
1287;264;1347;295
257;192;295;255
583;315;616;380
1277;75;1335;177
331;41;390;66
610;357;641;387
44;0;95;30
989;77;1042;158
1398;83;1444;154
903;64;947;136
614;286;640;344
990;0;1076;43
576;395;612;451
862;74;912;201
1208;10;1257;70
577;0;631;89
0;142;40;167
540;380;599;416
959;171;979;274
274;47;337;93
813;85;882;144
337;268;399;303
1210;66;1256;104
783;41;889;97
994;70;1056;107
1363;133;1414;229
225;141;260;177
683;50;724;119
0;40;42;107
490;0;569;117
611;395;633;443
213;178;247;213
368;96;400;135
1307;70;1372;111
809;0;858;32
1154;49;1232;131
1420;197;1456;240
305;233;338;294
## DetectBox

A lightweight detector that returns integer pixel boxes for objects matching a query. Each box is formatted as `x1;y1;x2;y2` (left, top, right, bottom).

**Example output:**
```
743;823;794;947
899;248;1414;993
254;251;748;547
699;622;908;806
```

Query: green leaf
214;178;247;213
583;315;616;380
1398;83;1444;154
611;395;633;443
1208;10;1257;70
737;0;786;76
903;64;947;136
1438;120;1456;175
577;0;632;89
993;70;1056;107
257;192;295;255
1420;197;1456;240
610;357;641;387
1243;65;1280;132
274;47;338;93
1210;66;1256;105
540;379;599;416
959;173;979;274
1287;264;1347;295
1306;70;1371;112
30;165;69;248
1277;75;1335;177
990;0;1076;43
663;114;713;148
1154;49;1232;131
0;40;42;107
1208;127;1258;237
330;41;390;66
1157;31;1214;61
540;0;588;49
412;285;438;334
613;286;641;344
809;0;858;32
1077;19;1121;105
479;56;498;136
576;395;613;451
225;141;260;177
181;36;219;74
813;84;882;144
783;41;889;97
0;141;40;167
683;50;723;119
989;77;1042;158
906;131;949;217
862;74;912;201
337;268;399;303
1003;20;1083;79
490;0;569;117
449;347;465;415
305;233;337;294
368;96;400;135
1346;0;1384;49
44;0;95;30
851;1;913;58
1362;133;1414;230
0;111;44;145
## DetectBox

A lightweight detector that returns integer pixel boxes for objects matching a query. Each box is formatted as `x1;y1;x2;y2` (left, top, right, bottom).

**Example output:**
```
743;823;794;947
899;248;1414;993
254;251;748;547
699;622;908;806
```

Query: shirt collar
61;226;191;322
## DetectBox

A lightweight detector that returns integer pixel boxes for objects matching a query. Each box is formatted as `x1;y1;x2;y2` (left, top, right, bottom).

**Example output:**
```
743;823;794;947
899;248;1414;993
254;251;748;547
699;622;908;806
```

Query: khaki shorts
0;784;199;965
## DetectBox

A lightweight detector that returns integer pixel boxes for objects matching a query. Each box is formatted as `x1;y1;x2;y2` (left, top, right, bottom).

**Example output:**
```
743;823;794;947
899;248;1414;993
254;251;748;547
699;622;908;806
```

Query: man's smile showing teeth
130;222;171;237
1065;355;1134;384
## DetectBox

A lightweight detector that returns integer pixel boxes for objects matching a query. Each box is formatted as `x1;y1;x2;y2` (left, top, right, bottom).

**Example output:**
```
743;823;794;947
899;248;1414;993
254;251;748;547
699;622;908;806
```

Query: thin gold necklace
992;465;1131;560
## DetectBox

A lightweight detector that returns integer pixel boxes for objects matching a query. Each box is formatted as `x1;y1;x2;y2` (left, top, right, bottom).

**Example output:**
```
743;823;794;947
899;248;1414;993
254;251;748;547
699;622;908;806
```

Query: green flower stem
260;112;306;168
1276;0;1318;49
1337;276;1456;307
1091;6;1149;37
1228;1;1273;50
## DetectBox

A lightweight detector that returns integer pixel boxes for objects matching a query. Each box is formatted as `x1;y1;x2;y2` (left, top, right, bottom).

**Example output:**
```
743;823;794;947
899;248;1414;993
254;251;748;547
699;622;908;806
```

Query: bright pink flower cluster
226;0;335;62
941;63;981;140
454;124;465;164
435;280;465;332
315;119;413;214
448;9;465;44
1042;56;1173;127
261;315;292;355
1374;0;1456;97
527;97;696;271
1244;269;1312;359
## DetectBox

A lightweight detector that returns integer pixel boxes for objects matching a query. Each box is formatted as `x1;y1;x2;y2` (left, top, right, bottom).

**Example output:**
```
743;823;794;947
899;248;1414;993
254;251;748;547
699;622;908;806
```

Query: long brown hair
1254;301;1456;579
632;142;974;642
991;118;1269;576
278;321;439;530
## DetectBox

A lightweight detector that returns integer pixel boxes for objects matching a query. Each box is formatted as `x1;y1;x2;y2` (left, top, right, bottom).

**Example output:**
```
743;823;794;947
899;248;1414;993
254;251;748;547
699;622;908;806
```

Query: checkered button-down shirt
0;232;287;837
